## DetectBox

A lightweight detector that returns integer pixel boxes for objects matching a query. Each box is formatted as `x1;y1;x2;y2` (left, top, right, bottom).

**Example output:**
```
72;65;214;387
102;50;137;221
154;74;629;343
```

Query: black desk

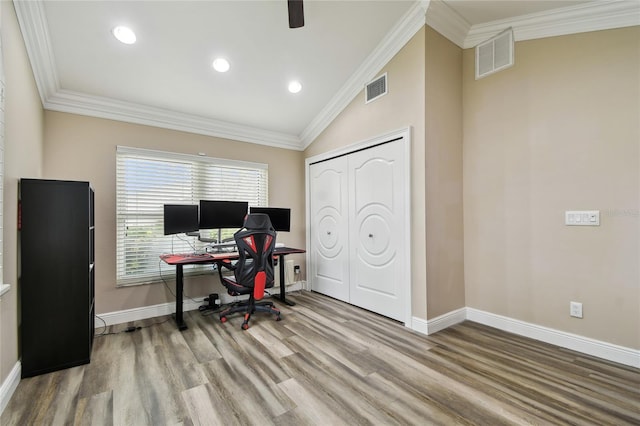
160;246;305;330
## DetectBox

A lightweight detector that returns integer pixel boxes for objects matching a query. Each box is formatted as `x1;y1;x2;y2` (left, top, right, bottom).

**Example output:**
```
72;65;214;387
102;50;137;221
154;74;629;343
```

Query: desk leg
273;254;296;306
174;264;188;331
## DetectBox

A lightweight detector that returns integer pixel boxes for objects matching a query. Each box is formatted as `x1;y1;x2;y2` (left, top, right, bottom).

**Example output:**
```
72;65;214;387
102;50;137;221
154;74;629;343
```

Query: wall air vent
365;73;387;103
475;28;514;80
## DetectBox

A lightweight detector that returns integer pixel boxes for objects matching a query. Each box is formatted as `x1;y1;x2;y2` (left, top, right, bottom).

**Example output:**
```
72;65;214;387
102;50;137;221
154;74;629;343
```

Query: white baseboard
274;280;307;293
411;308;467;335
94;283;308;328
410;316;429;334
428;308;467;334
0;362;21;416
95;297;206;327
410;306;639;368
0;284;10;298
466;308;640;369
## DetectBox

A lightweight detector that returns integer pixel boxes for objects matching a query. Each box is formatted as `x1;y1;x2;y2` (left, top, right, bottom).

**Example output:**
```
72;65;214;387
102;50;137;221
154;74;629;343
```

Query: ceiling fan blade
288;0;304;28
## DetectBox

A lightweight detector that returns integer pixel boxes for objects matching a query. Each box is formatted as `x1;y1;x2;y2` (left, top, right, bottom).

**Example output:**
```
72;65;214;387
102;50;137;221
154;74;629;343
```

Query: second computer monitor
199;200;248;230
250;207;291;232
163;204;199;235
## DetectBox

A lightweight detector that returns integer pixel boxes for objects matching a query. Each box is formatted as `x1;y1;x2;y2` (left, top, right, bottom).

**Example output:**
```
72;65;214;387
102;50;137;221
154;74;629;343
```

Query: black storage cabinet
19;179;95;378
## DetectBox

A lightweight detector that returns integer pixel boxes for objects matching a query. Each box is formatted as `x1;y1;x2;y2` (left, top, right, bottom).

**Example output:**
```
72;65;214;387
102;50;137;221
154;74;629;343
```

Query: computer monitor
250;207;291;232
163;204;199;235
198;200;248;230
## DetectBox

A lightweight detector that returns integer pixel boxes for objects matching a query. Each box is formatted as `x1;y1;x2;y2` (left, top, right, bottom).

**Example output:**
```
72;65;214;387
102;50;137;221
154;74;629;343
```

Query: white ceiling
13;0;636;150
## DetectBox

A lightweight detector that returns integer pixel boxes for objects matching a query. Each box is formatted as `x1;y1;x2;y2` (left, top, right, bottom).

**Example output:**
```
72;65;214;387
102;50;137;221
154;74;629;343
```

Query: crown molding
425;0;471;48
46;90;302;150
464;0;640;48
13;0;59;103
299;1;430;149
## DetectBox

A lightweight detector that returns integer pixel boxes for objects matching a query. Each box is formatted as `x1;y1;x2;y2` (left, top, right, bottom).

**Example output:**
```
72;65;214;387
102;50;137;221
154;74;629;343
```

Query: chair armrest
217;259;236;271
217;259;237;286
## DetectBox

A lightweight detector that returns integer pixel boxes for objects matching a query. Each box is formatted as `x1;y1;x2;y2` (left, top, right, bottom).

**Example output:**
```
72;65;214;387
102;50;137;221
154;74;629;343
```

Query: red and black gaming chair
218;213;281;330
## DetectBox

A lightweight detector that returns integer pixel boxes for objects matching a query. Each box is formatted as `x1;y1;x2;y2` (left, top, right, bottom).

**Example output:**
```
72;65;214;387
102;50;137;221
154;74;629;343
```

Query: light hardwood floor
3;291;639;425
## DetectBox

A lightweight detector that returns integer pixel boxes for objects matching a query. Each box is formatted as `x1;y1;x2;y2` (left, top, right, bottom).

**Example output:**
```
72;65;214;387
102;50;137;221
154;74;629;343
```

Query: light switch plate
570;301;583;318
565;210;600;226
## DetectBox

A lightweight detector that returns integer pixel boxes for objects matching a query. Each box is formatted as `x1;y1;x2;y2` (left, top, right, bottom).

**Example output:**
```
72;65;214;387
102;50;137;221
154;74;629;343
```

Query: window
116;146;268;286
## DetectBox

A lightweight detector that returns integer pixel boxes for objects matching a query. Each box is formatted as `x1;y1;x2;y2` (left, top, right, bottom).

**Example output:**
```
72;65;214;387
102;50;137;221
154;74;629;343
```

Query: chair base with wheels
219;293;281;330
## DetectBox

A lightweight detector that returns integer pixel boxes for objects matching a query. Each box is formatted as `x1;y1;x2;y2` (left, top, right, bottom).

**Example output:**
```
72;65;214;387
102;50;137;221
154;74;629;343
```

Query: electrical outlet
570;301;583;318
294;265;300;274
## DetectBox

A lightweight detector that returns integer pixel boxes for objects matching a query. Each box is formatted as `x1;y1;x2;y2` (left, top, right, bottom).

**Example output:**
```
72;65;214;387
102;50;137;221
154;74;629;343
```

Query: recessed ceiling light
212;58;230;73
112;26;136;44
288;80;302;94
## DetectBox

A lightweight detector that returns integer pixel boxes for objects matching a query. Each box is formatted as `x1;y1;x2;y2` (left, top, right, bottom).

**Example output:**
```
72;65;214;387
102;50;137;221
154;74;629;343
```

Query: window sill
0;284;10;298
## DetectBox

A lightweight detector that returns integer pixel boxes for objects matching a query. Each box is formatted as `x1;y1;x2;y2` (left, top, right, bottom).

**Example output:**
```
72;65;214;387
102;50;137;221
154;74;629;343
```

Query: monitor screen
199;200;248;230
250;207;291;232
163;204;199;235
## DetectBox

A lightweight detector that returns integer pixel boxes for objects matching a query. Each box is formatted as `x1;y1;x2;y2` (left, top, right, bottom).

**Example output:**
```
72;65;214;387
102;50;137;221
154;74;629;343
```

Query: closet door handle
368;233;373;238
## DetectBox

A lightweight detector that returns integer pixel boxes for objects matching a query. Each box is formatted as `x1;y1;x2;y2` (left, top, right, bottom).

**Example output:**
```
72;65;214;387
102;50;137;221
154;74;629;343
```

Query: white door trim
305;127;412;327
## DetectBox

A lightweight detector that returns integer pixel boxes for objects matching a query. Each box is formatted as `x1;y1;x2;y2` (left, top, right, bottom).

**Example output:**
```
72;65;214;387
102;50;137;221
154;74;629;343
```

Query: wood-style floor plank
73;390;113;426
2;291;639;425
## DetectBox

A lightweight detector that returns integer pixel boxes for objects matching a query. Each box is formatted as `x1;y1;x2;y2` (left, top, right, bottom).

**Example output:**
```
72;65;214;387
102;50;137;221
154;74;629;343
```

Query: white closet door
309;156;350;302
348;140;406;321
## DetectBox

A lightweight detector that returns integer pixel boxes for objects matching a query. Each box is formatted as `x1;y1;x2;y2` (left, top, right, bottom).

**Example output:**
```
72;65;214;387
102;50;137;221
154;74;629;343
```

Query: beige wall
1;0;45;384
425;26;465;318
305;27;429;319
463;27;640;349
43;111;305;315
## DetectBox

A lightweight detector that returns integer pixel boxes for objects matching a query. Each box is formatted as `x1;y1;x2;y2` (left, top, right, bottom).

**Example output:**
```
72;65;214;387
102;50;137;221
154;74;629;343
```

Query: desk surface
160;246;305;265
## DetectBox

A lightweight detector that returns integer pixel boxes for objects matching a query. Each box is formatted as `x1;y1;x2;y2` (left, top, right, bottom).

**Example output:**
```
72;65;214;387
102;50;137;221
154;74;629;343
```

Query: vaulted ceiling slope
13;0;639;151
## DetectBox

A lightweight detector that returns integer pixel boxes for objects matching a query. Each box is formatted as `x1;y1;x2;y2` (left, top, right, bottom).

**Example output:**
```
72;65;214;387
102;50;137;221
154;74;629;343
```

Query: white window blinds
116;146;268;286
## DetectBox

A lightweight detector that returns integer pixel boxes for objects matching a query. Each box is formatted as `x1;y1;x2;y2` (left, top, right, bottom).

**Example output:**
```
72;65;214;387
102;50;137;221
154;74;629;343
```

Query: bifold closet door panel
309;156;350;302
348;139;406;322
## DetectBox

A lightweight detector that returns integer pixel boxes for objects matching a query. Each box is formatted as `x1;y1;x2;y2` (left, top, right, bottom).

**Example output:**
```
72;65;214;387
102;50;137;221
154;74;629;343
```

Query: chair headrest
243;213;274;231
